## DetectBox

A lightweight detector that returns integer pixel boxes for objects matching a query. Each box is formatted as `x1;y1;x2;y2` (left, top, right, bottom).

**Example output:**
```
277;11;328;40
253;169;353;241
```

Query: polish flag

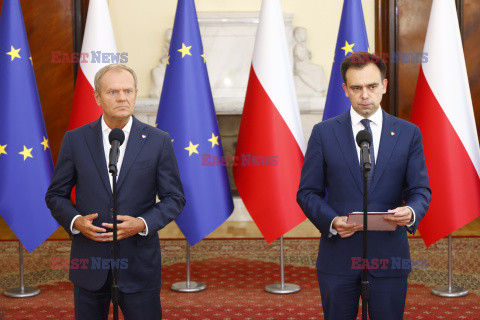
410;0;480;246
68;0;117;130
233;0;306;243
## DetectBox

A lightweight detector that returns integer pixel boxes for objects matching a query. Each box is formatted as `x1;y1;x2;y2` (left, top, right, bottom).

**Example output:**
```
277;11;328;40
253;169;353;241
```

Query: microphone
356;130;372;170
108;128;125;174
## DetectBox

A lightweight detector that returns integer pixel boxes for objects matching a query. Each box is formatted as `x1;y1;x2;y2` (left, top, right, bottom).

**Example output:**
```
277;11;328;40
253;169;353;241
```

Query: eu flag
322;0;370;120
156;0;234;245
0;0;59;252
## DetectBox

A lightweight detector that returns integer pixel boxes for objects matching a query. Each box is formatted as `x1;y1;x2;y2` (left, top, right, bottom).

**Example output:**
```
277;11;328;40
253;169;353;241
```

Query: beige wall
108;0;375;98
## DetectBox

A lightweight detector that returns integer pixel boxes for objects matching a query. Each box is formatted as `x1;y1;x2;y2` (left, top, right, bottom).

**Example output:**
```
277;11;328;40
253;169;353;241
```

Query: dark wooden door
376;0;480;139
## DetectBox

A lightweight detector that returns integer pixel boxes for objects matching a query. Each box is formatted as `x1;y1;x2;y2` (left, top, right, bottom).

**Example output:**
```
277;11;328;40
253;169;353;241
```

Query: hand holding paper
384;206;413;226
333;216;364;238
347;212;397;231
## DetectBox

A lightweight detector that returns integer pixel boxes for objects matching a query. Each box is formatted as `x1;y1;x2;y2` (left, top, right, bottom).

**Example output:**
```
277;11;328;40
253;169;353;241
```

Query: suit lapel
84;118;112;198
333;111;364;194
117;117;147;191
369;111;401;194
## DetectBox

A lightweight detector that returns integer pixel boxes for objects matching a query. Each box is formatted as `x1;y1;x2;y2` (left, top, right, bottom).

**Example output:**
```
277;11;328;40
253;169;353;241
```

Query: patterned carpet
0;238;479;319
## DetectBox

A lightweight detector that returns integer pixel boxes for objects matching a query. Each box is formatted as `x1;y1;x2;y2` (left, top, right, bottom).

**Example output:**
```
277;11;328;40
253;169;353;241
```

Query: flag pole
171;240;206;292
265;236;300;294
432;234;468;297
3;242;40;298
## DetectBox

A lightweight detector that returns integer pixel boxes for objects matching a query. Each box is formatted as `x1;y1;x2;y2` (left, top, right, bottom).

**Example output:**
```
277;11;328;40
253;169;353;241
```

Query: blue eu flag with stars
323;0;370;120
156;0;234;246
0;0;59;252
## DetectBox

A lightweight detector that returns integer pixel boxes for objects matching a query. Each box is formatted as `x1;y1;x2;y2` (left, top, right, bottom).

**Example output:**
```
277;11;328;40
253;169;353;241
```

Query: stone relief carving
150;29;172;99
148;15;327;108
293;27;327;97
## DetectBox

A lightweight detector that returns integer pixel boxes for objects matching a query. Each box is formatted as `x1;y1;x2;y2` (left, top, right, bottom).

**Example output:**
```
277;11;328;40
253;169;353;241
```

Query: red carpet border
0;238;479;319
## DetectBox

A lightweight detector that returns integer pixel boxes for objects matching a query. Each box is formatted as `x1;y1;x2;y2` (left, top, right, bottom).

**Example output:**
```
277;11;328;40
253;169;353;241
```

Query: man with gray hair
46;64;185;319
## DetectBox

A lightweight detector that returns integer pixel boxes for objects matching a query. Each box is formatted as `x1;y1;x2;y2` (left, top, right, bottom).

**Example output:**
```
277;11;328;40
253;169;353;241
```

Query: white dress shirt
101;115;132;190
329;107;415;235
351;106;382;165
70;116;148;236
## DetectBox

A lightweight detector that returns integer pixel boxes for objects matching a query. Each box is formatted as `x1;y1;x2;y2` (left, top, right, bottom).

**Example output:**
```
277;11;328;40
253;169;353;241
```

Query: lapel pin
142;134;146;139
391;131;395;136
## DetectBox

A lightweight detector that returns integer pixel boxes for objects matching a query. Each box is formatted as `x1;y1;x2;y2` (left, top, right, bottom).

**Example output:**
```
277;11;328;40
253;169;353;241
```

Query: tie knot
361;119;371;130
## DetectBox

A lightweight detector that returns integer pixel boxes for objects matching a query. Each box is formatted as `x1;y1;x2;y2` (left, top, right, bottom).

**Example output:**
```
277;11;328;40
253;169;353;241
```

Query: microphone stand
109;164;119;320
361;148;371;320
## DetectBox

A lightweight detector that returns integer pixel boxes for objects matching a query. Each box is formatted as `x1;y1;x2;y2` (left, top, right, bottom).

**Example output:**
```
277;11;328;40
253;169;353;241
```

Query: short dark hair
340;52;386;84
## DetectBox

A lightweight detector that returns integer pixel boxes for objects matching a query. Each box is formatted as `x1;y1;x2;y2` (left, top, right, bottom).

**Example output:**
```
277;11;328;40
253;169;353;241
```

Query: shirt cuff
406;206;416;227
329;218;338;236
137;217;148;236
70;215;81;235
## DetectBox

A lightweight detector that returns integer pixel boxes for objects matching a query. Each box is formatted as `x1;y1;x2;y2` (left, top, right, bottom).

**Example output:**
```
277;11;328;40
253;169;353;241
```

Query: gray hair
94;64;138;93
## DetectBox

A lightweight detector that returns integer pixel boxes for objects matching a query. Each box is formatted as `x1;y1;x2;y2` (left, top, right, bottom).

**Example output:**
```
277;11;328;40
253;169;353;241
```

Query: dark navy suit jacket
46;116;185;293
297;110;431;277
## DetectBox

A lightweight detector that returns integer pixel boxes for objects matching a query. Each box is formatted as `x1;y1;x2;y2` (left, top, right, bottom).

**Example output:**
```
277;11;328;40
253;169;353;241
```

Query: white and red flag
233;0;306;243
410;0;480;246
68;0;117;130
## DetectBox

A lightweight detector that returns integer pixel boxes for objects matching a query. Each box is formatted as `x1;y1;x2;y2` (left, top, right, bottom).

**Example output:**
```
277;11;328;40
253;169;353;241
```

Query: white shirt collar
101;115;133;134
350;106;383;126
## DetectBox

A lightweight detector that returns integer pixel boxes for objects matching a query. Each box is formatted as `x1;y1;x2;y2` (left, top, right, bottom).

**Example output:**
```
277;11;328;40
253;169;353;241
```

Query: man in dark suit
297;52;431;320
45;64;185;320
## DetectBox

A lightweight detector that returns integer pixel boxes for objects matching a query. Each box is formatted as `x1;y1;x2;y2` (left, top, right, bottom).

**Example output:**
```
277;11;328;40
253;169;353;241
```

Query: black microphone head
356;130;372;148
109;128;125;146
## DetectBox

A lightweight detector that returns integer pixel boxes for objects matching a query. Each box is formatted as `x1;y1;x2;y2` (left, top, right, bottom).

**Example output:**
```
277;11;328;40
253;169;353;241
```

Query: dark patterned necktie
360;119;375;186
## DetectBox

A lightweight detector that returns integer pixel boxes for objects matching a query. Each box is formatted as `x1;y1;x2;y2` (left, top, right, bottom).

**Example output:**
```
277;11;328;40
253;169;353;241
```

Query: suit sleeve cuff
329;218;338;237
70;215;81;235
406;206;416;227
137;217;148;236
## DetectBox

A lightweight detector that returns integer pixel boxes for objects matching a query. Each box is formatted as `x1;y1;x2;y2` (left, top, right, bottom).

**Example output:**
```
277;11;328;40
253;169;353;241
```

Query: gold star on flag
208;133;219;148
19;145;33;161
178;43;192;58
0;144;7;156
184;141;199;156
29;56;33;65
201;53;206;63
154;123;158;128
6;45;21;61
166;55;170;65
41;137;49;150
341;41;355;56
